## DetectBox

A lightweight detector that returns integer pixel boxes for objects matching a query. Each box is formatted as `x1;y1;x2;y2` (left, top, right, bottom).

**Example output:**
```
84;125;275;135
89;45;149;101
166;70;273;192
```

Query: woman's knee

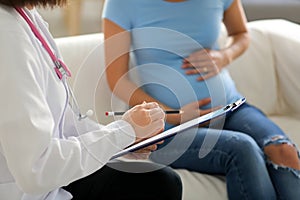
264;140;300;170
228;134;262;158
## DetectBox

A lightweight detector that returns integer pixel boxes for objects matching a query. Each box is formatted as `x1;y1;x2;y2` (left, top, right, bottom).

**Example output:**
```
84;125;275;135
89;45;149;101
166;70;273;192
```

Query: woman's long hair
0;0;67;7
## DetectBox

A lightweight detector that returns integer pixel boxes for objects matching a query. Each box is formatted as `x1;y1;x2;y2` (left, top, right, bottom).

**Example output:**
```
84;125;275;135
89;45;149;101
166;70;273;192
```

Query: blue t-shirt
103;0;242;109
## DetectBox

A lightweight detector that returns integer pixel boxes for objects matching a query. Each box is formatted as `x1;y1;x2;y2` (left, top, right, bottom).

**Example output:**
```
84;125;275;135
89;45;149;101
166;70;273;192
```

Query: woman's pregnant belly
135;60;241;109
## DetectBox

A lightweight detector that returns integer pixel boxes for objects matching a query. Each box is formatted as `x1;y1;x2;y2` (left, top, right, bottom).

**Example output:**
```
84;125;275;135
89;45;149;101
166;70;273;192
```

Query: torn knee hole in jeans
263;136;300;177
264;135;294;147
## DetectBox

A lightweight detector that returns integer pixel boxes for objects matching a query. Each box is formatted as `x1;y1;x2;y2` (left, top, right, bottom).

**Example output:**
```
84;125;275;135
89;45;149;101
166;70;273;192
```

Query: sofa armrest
226;19;300;118
250;20;300;117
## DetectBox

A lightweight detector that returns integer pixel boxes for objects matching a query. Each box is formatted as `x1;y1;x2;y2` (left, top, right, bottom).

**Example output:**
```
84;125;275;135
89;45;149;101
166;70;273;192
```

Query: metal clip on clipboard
230;97;246;111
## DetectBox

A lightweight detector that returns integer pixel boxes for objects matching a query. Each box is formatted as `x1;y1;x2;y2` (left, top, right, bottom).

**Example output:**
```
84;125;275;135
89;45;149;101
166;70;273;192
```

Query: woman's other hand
167;98;216;125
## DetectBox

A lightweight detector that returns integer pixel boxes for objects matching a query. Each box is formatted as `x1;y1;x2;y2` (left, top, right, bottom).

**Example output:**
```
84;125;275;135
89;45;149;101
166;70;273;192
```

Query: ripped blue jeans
150;103;300;200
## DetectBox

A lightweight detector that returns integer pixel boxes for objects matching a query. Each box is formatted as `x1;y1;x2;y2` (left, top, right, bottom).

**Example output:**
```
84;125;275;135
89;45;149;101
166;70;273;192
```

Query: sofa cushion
55;33;125;125
176;169;227;200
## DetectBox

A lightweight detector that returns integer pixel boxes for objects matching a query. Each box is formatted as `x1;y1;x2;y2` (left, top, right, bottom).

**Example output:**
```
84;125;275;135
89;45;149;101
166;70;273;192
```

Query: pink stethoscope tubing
15;7;71;80
15;7;93;120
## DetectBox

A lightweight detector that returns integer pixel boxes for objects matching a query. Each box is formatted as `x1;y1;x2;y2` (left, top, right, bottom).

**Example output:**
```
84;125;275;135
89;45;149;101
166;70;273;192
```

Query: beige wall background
38;0;105;38
38;0;300;38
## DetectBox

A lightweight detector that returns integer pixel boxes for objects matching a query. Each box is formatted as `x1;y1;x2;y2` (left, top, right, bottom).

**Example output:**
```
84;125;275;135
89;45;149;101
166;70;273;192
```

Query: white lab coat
0;5;136;200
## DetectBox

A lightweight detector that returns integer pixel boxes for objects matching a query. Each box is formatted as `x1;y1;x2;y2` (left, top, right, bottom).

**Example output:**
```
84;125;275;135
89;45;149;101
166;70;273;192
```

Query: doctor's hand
122;102;165;144
167;98;216;125
182;48;230;81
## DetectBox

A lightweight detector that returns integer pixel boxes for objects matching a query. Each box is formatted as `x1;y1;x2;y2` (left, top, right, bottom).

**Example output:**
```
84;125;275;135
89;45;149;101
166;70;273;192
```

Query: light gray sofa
242;0;300;24
55;19;300;200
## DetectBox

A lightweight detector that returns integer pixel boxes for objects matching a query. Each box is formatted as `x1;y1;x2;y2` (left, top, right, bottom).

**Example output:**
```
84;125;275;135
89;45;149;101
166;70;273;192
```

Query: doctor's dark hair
0;0;67;7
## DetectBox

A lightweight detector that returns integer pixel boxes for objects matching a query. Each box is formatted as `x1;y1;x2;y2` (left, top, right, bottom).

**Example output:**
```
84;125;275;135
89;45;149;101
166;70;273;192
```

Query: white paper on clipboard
110;97;246;160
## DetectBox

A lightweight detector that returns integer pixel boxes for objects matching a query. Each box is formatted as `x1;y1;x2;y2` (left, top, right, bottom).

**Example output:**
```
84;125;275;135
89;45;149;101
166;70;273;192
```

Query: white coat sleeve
0;26;135;194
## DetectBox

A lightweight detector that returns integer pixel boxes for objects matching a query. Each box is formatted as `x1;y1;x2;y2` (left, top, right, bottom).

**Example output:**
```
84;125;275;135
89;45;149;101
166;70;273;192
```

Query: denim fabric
150;103;300;200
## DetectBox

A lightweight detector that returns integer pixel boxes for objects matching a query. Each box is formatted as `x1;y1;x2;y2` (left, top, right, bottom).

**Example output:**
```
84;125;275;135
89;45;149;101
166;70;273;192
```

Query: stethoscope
15;7;93;120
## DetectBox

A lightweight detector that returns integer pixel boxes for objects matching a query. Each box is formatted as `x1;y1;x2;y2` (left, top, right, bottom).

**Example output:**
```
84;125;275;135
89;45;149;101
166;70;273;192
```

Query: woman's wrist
221;48;233;68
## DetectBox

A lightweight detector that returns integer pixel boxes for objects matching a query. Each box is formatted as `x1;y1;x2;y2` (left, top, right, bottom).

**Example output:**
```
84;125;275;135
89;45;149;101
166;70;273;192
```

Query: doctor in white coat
0;0;182;200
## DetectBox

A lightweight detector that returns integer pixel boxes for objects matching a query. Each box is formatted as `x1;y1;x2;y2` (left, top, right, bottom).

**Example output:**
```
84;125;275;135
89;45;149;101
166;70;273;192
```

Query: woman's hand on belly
181;48;229;81
166;97;217;125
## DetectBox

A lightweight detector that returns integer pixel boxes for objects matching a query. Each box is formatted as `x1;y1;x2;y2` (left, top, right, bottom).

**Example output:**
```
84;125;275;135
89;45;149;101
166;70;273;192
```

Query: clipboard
111;97;246;160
